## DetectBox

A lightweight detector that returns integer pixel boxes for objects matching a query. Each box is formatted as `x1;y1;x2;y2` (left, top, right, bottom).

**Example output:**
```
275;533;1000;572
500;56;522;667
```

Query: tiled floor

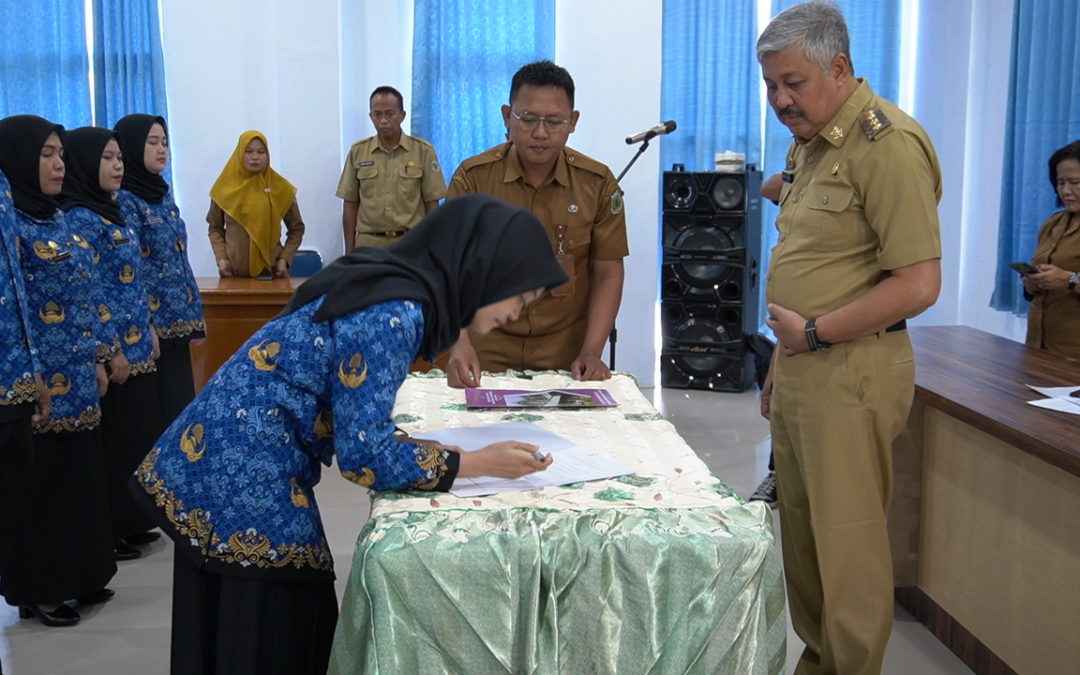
0;386;970;674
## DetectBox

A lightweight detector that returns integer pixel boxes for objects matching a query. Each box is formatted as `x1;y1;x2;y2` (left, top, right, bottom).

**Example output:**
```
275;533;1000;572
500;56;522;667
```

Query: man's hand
446;331;481;388
32;372;51;424
765;303;810;356
217;258;233;278
95;364;109;397
274;258;290;278
570;352;611;381
457;440;552;478
108;352;131;384
760;350;776;420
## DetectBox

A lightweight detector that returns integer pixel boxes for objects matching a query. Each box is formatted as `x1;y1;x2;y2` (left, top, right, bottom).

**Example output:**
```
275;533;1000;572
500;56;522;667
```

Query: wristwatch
804;317;832;352
1069;272;1080;291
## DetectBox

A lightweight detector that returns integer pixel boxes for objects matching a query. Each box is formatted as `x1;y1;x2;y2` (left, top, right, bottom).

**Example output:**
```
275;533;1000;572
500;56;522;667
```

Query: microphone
625;120;677;144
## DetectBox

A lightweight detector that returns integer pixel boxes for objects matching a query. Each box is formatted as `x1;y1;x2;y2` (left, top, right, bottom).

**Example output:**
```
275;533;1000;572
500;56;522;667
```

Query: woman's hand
217;258;233;278
108;351;131;384
95;364;109;397
151;329;161;360
457;441;552;479
32;373;52;424
1029;264;1072;292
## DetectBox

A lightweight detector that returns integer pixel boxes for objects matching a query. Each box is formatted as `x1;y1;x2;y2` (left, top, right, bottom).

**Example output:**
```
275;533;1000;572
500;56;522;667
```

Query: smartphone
1007;261;1039;276
256;271;274;281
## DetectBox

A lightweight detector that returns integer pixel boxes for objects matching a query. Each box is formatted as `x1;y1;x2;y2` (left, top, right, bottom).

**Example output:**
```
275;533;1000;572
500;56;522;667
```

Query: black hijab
58;127;124;224
0;115;65;220
285;194;569;359
114;114;169;204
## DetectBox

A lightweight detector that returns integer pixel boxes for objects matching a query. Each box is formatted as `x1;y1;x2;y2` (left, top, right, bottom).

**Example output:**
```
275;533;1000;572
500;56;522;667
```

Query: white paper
1024;383;1080;415
411;422;635;497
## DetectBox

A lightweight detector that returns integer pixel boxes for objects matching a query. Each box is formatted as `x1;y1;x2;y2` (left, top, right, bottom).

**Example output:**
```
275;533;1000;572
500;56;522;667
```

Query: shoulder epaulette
563;147;613;178
859;109;892;140
457;144;510;171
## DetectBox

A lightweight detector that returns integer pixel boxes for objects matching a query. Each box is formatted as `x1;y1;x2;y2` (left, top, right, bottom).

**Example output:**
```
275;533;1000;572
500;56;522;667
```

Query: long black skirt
100;371;162;538
156;337;196;428
0;413;34;578
171;548;338;675
0;428;116;605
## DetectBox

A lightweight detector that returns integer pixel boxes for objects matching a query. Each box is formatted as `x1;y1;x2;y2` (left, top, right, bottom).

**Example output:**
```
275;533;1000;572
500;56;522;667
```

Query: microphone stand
605;135;656;371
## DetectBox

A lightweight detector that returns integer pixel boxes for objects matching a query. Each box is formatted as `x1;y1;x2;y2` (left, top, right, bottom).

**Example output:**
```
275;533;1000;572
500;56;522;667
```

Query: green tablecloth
329;373;786;674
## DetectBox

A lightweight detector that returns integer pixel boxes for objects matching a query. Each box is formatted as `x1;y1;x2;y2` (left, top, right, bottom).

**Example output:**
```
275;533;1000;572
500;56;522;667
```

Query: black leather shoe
114;540;142;561
123;531;162;545
18;603;81;627
75;588;115;605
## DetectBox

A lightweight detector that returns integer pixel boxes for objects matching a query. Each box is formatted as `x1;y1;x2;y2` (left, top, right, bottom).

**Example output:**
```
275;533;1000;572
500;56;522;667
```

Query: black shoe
18;603;81;627
114;540;142;561
749;471;778;507
75;588;115;605
123;531;161;546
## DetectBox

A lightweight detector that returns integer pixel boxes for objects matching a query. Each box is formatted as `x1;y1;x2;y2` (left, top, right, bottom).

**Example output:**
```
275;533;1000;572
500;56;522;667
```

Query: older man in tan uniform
337;86;446;249
757;3;942;674
444;61;627;385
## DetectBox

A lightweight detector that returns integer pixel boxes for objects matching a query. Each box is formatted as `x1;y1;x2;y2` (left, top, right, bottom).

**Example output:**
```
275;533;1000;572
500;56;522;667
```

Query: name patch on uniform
359;161;375;167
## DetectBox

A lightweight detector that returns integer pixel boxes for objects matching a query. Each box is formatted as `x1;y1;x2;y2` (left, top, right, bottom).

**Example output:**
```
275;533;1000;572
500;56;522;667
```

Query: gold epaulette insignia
859;109;891;140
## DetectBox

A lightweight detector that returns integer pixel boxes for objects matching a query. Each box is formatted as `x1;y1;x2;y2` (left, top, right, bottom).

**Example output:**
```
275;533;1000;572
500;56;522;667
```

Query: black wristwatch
1069;272;1079;291
805;317;832;352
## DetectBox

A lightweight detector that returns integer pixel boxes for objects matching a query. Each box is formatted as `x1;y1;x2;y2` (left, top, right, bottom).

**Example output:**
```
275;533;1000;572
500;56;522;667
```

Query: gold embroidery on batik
248;340;281;371
338;353;368;388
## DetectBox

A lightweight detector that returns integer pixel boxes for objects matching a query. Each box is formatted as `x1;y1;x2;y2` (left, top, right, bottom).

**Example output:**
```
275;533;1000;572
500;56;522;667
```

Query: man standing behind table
757;2;942;674
444;60;627;386
337;86;446;250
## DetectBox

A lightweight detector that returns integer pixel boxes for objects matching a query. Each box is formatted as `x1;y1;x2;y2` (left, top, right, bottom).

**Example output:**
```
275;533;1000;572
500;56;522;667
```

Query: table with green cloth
328;372;786;674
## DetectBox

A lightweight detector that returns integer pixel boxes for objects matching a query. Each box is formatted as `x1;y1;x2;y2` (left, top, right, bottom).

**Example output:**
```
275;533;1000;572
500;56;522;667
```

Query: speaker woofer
711;177;744;210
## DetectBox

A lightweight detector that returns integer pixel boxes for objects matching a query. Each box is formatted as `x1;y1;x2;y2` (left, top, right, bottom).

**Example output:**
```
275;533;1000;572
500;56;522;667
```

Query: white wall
159;0;1027;387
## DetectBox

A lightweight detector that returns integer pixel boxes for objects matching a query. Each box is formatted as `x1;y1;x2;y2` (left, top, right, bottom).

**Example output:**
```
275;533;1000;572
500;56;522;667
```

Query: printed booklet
465;387;617;408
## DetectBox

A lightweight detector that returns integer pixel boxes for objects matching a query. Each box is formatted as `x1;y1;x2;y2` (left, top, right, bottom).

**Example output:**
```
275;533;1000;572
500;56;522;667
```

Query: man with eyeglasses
444;60;627;387
336;86;447;250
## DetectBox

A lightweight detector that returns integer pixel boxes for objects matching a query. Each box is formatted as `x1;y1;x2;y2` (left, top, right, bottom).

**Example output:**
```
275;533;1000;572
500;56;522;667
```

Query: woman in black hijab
60;127;164;561
0;115;116;627
131;194;567;674
113;114;205;439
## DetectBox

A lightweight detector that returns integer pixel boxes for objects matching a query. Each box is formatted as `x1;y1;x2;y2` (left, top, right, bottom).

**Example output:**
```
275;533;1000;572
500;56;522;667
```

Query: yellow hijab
209;130;297;277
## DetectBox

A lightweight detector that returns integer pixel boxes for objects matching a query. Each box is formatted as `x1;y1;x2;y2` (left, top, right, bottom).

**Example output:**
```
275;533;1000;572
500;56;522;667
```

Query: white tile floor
0;386;970;674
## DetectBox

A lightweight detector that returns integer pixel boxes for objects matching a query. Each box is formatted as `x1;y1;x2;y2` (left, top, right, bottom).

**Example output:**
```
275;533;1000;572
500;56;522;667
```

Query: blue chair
291;249;323;277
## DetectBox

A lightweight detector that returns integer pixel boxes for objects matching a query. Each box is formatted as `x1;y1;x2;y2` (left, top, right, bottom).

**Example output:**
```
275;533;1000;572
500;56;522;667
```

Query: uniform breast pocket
803;185;857;251
357;167;379;200
397;165;423;198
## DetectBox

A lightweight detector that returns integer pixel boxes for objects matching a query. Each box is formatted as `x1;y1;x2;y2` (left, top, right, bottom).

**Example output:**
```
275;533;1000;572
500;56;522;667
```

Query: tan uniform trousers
771;330;914;675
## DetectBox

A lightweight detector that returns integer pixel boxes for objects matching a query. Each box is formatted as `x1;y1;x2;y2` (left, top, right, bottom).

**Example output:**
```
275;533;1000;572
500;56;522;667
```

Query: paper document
1025;384;1080;416
465;387;617;408
411;422;634;497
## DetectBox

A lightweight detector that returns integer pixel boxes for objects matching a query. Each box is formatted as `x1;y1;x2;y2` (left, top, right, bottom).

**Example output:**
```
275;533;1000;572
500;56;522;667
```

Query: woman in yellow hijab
207;130;305;278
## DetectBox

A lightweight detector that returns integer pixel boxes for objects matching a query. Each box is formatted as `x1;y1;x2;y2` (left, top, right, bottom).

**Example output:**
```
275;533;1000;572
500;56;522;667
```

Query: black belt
885;320;906;333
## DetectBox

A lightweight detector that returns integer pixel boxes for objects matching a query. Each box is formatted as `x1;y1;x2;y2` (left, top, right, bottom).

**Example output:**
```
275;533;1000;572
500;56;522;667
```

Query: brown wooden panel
910;326;1080;477
896;587;1018;675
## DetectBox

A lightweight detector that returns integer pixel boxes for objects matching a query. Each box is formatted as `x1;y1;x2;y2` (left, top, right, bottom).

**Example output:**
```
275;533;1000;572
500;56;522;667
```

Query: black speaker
659;167;762;392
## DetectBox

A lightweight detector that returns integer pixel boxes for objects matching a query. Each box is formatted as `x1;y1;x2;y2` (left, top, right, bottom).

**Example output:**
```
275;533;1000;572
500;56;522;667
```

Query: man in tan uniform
444;61;627;386
757;3;942;674
337;86;446;250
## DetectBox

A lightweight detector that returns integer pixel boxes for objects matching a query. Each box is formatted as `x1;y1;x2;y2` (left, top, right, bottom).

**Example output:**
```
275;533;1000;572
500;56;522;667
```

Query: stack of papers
412;422;634;497
1026;384;1080;415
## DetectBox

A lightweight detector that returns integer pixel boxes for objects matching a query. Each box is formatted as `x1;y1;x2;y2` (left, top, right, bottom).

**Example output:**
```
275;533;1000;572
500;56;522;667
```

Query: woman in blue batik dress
0;115;117;628
60;127;164;562
132;194;567;675
113;114;205;430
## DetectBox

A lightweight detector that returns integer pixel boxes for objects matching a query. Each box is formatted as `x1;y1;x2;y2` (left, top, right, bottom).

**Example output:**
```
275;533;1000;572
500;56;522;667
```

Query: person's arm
419;144;447;215
446;328;481;388
206;201;232;277
766;257;941;355
275;200;305;277
570;259;624;380
761;172;784;204
424;200;439;214
342;200;359;251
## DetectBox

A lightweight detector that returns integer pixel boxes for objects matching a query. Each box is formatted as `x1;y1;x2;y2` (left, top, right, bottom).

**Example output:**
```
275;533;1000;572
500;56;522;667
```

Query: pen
532;450;546;462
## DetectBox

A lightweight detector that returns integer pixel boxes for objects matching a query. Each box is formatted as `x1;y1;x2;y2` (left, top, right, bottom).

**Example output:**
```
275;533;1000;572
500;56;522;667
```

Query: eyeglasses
511;110;570;133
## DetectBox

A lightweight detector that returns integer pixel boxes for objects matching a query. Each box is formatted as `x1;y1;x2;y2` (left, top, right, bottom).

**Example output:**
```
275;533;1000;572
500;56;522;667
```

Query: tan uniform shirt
1026;210;1080;357
336;133;446;246
767;80;942;316
206;199;305;276
446;142;628;371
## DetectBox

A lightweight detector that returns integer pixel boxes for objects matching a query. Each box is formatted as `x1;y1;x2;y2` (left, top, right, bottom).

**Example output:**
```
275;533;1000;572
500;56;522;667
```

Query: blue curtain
411;0;555;177
0;0;91;128
91;0;169;128
991;0;1080;314
659;0;761;174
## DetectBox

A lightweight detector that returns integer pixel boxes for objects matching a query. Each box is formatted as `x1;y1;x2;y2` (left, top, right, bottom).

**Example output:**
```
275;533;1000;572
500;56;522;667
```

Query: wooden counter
890;325;1079;674
190;276;304;390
